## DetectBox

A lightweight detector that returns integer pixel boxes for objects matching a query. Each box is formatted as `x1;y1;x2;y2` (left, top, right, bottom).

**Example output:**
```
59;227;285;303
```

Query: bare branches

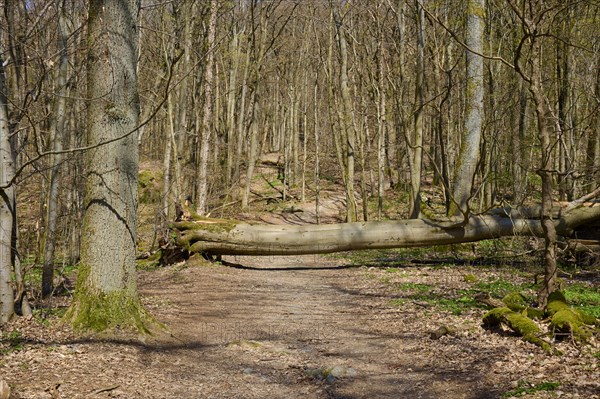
416;0;515;70
0;49;182;190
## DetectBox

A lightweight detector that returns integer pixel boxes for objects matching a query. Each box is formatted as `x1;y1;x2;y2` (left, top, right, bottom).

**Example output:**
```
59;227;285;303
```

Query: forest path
131;255;496;399
4;253;598;398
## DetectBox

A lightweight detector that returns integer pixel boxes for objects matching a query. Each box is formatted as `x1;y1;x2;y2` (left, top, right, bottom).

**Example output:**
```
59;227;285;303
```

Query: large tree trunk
65;0;148;332
170;203;600;257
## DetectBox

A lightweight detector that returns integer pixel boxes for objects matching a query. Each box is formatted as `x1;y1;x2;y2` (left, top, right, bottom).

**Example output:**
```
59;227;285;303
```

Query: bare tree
196;0;218;215
449;0;485;217
408;0;426;219
0;45;15;324
41;0;71;298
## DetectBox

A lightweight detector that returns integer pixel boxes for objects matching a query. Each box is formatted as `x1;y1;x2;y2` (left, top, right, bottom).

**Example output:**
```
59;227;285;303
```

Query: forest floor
1;253;599;398
2;169;599;398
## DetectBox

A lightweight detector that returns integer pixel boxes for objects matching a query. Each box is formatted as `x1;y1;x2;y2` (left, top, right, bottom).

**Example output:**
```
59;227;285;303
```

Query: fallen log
169;203;600;257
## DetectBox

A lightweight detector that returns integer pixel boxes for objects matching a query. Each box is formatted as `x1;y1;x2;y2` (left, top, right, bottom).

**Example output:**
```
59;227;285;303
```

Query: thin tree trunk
0;49;15;324
162;117;173;221
529;39;559;307
377;36;386;220
42;3;70;297
196;0;218;215
301;76;308;203
326;10;346;193
512;78;528;204
334;9;357;222
234;49;250;185
313;83;321;224
450;0;484;217
242;101;259;209
409;0;425;219
226;30;240;186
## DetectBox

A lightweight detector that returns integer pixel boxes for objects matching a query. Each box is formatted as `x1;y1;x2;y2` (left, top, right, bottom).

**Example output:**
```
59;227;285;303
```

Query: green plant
32;306;69;324
563;283;600;318
501;381;560;398
395;282;432;292
435;296;480;315
385;267;403;273
389;298;406;306
474;278;533;298
1;330;25;354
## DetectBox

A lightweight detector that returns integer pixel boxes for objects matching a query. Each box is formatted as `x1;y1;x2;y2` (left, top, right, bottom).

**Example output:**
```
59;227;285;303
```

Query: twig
88;385;120;396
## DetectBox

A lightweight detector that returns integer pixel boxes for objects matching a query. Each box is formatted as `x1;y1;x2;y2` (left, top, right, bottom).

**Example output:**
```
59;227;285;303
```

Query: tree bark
196;0;218;215
66;0;148;332
334;8;358;222
226;29;241;186
0;47;15;324
42;3;70;297
450;0;484;217
409;0;425;219
171;203;600;257
530;42;560;307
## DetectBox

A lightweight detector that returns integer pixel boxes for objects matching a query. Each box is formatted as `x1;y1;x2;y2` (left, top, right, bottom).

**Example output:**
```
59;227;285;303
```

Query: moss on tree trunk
483;307;552;352
482;290;598;352
546;291;597;342
64;265;153;333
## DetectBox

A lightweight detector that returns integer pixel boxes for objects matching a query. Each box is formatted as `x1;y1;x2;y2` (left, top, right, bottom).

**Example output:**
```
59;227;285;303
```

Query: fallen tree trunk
170;203;600;257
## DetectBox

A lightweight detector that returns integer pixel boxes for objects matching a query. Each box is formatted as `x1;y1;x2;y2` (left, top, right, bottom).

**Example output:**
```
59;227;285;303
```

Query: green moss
173;218;238;234
551;308;590;341
463;274;477;283
138;170;154;188
483;307;514;326
546;291;569;315
501;292;544;319
136;250;162;270
546;290;596;324
523;307;544;319
544;291;597;342
138;170;160;204
502;292;527;311
483;307;551;352
64;265;155;334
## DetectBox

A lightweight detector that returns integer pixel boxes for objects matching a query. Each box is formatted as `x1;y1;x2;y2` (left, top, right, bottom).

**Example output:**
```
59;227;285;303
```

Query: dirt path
1;254;598;398
138;255;499;399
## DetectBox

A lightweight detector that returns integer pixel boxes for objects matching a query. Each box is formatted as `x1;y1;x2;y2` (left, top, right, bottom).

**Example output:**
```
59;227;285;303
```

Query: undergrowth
501;381;560;398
